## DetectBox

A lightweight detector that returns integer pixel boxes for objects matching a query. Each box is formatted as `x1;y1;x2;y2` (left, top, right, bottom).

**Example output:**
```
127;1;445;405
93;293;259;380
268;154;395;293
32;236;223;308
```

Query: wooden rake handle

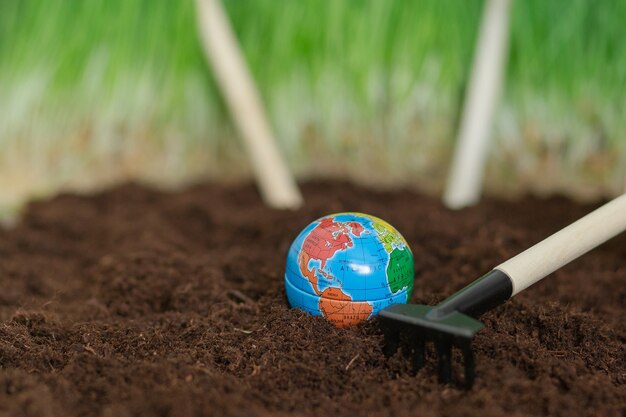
496;193;626;296
429;193;626;321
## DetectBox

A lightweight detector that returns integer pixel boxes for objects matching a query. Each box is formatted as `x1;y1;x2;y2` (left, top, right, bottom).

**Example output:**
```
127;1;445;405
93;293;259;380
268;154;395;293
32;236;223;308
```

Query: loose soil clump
0;181;623;417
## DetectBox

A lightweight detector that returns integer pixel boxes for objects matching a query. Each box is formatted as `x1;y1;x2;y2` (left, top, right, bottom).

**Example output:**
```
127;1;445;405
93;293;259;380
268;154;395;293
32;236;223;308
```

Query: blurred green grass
0;0;624;210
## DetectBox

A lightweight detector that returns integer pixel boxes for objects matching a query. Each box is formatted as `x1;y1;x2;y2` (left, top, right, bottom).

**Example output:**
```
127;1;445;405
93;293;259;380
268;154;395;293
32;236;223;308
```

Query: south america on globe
285;212;414;327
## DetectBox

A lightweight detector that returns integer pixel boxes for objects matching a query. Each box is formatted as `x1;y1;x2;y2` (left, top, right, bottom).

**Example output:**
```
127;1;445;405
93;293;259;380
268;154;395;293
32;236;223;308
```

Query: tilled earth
0;181;623;417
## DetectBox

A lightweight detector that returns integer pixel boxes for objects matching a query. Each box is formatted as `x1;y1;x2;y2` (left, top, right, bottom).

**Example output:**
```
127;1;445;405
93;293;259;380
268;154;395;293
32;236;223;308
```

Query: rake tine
461;341;476;389
381;321;400;357
436;339;453;384
411;338;425;374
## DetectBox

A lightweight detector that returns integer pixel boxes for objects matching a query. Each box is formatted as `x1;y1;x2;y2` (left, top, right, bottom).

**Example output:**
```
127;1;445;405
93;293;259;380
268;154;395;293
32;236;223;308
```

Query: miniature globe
285;212;414;327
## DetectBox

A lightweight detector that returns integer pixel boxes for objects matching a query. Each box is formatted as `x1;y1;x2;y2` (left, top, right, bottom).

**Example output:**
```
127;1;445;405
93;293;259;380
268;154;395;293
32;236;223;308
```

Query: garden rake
379;193;626;388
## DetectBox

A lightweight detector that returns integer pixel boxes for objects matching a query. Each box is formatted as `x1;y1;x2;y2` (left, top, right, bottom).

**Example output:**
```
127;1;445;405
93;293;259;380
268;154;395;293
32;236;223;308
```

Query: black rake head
378;303;484;389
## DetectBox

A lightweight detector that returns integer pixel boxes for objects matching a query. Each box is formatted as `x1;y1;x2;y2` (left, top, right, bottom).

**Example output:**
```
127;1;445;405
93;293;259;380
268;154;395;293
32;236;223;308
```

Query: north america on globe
285;212;414;327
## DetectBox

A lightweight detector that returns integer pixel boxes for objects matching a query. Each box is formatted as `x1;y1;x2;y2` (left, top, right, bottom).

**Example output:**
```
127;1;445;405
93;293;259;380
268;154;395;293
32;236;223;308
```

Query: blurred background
0;0;624;217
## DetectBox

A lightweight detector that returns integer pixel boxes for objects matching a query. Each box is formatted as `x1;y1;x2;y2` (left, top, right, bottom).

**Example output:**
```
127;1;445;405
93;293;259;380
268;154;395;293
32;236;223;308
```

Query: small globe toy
285;212;414;327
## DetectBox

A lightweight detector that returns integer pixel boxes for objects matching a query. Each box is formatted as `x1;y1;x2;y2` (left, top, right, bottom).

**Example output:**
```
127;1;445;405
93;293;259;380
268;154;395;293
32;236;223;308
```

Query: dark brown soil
0;181;623;417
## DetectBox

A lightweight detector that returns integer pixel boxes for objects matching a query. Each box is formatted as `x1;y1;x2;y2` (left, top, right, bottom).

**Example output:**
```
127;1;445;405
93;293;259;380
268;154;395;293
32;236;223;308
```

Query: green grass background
0;0;624;214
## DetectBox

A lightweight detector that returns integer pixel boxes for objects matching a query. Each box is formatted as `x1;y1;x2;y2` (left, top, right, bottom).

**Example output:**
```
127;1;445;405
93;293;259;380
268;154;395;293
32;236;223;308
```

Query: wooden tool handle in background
443;0;512;209
195;0;303;209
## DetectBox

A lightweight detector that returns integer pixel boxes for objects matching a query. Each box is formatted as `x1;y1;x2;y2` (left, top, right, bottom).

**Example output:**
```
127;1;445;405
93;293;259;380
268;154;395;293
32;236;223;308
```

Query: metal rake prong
411;338;425;374
436;339;453;384
378;304;485;388
382;322;400;357
461;341;476;389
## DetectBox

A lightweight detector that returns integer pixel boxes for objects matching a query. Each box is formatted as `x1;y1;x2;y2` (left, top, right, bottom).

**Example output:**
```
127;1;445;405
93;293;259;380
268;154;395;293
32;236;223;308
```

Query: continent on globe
387;247;414;297
367;216;408;253
318;287;373;327
300;217;363;271
285;212;414;327
298;217;366;297
363;215;414;299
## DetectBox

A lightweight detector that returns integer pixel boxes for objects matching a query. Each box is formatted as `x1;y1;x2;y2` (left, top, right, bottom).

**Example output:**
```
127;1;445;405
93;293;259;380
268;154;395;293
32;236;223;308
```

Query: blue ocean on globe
284;212;414;327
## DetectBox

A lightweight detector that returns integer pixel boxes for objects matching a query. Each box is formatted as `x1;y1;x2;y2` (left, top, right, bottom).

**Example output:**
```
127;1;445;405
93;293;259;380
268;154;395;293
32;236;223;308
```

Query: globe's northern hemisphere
285;212;414;327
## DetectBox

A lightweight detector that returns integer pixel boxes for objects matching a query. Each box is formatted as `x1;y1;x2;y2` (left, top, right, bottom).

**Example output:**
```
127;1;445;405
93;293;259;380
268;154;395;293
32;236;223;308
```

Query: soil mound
0;182;623;416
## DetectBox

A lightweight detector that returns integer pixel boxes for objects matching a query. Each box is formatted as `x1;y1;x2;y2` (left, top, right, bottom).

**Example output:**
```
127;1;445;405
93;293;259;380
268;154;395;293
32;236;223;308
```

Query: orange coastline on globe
297;217;373;327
